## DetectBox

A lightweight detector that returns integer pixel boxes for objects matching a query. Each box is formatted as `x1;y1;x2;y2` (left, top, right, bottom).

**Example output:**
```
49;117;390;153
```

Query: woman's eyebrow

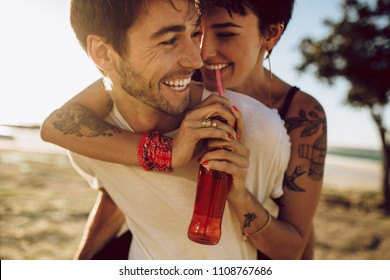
210;22;242;29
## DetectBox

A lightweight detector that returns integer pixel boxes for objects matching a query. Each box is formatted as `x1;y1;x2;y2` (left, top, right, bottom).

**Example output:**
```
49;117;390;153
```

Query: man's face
112;0;203;116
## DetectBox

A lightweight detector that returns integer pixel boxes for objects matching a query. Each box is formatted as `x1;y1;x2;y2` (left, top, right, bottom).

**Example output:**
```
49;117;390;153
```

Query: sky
0;0;387;150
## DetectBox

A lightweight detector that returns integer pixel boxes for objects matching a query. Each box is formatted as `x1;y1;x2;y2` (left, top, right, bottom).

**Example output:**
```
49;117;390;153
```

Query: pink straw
215;69;223;96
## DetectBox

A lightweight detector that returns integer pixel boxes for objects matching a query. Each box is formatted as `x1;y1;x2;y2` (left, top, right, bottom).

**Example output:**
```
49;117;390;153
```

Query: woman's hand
171;94;239;168
195;105;250;200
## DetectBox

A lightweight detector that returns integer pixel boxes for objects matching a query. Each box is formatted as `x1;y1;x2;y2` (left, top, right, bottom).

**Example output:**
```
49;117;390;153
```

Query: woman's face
200;6;266;92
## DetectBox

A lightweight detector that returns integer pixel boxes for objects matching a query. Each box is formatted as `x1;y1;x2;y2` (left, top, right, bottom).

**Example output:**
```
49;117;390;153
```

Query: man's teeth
163;77;191;90
204;63;229;70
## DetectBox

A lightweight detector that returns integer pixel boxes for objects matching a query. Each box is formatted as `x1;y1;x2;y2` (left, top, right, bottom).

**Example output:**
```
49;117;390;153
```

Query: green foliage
297;0;390;108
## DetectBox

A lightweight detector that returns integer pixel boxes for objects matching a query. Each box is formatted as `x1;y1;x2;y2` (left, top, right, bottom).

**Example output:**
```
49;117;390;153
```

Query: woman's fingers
171;119;235;168
198;140;250;173
171;96;242;168
179;119;237;141
199;149;249;182
230;105;244;143
189;96;236;128
206;138;249;157
193;93;232;110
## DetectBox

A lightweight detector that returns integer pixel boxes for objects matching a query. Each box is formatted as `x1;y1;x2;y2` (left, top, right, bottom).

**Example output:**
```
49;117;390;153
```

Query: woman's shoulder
224;88;276;113
291;90;323;110
284;88;327;145
288;89;326;118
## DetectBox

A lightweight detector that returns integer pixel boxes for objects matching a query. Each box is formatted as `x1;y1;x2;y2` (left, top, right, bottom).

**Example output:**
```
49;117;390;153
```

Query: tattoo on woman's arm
298;133;326;180
285;105;325;136
283;166;306;192
285;105;327;181
53;103;121;137
243;212;257;229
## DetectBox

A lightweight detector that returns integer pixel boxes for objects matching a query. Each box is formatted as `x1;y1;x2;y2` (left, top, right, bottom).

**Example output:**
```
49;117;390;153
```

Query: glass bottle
187;116;233;245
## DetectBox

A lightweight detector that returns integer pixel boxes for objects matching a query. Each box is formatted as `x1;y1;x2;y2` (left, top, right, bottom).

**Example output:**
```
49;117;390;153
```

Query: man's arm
74;189;125;260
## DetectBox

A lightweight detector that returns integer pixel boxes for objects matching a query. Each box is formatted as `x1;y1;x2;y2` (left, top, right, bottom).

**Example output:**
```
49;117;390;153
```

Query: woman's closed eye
216;32;238;40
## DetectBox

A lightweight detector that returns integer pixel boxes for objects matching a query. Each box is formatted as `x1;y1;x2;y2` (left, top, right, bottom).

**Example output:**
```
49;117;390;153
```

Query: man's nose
179;38;203;70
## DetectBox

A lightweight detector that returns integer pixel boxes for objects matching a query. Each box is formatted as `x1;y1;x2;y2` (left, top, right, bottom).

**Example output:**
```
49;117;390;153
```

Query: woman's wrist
227;185;250;205
241;209;272;242
138;130;174;172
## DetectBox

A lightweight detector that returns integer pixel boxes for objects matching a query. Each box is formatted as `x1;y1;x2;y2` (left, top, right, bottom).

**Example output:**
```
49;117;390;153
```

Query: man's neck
110;83;204;134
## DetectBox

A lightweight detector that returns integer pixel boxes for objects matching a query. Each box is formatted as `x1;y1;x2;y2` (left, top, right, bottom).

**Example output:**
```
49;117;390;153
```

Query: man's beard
115;59;191;116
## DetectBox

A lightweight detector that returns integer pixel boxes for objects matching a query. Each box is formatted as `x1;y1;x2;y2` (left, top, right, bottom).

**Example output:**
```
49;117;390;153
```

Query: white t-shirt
69;87;290;259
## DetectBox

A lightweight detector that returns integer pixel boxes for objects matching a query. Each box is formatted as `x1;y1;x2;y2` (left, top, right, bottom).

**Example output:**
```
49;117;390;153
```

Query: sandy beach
1;128;389;260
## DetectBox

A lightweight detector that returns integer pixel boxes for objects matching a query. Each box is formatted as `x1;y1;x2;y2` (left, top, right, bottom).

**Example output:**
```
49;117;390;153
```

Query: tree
296;0;390;213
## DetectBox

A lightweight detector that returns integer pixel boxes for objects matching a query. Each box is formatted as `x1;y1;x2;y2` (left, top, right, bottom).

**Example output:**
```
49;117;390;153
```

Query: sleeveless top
279;86;300;119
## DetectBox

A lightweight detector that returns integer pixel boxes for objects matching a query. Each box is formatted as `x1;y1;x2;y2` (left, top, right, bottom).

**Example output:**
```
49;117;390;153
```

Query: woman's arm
41;79;143;165
41;80;239;168
226;93;326;259
74;189;125;260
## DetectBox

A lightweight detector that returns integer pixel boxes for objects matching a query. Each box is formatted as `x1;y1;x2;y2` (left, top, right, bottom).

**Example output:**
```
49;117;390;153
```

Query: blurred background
1;0;389;259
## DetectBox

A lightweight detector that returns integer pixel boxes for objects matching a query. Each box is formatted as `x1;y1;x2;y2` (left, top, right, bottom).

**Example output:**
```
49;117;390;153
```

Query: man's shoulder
104;104;134;131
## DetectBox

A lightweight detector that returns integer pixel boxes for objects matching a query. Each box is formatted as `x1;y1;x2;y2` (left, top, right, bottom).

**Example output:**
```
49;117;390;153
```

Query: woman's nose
200;35;217;60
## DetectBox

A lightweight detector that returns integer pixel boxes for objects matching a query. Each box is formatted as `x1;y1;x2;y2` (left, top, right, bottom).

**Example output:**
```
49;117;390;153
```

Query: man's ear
87;35;115;72
263;23;285;53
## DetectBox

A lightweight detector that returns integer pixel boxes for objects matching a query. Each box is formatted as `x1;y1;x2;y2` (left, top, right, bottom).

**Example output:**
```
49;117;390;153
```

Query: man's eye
161;37;178;45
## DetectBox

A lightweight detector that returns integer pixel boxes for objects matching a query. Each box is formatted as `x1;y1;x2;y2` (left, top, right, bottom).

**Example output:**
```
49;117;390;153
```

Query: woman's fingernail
202;161;208;166
236;134;240;140
232;105;239;112
228;134;233;140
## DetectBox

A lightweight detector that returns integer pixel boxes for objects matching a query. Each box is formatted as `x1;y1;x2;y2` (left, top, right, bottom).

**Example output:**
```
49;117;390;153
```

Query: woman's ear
87;35;115;72
264;22;285;53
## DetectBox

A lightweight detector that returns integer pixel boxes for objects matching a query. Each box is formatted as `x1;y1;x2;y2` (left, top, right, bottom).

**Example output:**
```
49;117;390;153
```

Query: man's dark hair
69;0;205;56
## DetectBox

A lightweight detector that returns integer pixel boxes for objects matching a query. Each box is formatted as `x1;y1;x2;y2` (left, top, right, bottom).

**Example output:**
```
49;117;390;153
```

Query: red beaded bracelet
138;130;173;172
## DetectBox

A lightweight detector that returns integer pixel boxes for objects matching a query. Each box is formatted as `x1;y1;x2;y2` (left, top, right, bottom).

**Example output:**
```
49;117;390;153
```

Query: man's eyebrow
151;25;186;38
211;22;242;29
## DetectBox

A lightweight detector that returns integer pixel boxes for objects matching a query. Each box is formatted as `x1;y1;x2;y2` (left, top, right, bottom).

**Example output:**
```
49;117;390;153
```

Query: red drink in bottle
188;165;232;245
188;115;233;245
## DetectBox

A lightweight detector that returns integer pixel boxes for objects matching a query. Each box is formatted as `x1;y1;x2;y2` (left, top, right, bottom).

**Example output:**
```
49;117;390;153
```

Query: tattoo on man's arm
53;103;121;137
285;105;327;181
243;212;257;229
